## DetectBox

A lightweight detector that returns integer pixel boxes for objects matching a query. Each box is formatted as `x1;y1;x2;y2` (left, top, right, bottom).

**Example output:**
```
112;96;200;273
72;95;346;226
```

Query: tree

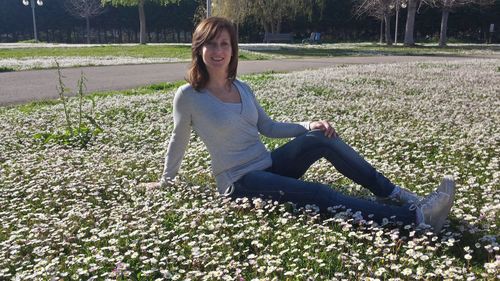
65;0;106;44
212;0;250;28
425;0;494;46
101;0;180;44
355;0;395;45
403;0;421;45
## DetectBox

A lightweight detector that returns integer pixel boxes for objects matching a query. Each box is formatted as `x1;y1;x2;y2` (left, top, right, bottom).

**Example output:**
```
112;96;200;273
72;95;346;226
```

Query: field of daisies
0;59;499;280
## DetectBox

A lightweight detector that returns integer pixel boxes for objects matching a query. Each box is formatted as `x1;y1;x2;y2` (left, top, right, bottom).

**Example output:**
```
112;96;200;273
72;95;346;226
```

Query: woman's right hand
309;120;338;138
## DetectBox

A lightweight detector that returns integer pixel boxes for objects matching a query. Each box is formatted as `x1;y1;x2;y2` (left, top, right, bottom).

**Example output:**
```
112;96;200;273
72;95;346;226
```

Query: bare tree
355;0;395;45
65;0;106;44
424;0;494;46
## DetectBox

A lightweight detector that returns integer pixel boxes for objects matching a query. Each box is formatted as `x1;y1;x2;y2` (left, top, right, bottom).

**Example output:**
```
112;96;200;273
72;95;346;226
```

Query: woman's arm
254;98;310;138
160;87;192;186
244;82;337;139
238;81;309;138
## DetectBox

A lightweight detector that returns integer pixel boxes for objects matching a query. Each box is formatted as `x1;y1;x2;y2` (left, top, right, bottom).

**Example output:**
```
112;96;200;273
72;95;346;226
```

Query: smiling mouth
211;57;224;62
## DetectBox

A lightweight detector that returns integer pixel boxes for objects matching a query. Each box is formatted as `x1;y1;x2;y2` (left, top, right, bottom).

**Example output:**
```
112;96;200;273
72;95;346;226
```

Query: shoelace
399;189;422;203
408;191;441;211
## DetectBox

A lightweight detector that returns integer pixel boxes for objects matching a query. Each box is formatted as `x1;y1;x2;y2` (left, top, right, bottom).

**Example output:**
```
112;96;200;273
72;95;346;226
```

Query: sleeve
160;87;192;185
242;82;310;138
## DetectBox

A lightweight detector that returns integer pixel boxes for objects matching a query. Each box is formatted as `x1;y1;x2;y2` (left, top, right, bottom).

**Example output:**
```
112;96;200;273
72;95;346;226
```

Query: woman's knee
305;130;340;147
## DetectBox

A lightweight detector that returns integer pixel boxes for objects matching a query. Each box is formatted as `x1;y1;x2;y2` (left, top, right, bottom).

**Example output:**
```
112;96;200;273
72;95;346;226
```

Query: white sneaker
377;187;422;205
438;175;456;200
414;177;456;234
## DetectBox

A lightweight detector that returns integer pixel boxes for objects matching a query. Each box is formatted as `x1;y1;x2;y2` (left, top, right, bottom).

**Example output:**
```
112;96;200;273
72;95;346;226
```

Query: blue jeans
229;130;416;225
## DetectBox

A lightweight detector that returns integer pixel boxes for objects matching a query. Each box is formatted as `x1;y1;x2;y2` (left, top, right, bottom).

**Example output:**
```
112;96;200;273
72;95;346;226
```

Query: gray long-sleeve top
161;79;310;194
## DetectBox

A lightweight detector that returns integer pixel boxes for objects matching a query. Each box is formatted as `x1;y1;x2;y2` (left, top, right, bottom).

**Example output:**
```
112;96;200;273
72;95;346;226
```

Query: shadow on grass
0;66;15;72
443;217;498;269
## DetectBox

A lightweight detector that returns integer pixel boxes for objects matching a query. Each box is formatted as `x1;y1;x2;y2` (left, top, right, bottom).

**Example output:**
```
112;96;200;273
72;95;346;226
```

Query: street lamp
391;0;407;45
207;0;212;18
22;0;43;42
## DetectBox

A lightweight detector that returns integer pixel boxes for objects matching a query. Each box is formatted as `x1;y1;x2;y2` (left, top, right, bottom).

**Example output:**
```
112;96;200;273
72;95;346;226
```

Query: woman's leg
269;130;396;197
228;170;416;225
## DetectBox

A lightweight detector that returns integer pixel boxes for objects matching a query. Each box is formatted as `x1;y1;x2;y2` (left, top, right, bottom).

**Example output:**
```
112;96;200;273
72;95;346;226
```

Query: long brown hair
187;17;238;91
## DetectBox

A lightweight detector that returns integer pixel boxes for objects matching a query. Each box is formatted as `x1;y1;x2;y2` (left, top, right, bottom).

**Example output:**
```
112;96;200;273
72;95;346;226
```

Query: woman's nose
213;44;223;52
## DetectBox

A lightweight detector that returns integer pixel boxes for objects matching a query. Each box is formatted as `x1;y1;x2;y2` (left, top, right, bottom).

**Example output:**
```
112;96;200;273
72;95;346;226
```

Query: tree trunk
138;0;147;44
86;16;90;44
67;29;72;43
235;22;239;43
118;28;123;43
439;8;449;47
384;13;393;46
379;20;384;43
404;0;418;46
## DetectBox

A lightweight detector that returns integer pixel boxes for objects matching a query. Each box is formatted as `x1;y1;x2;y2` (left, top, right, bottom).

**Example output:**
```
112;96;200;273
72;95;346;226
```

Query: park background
1;0;499;45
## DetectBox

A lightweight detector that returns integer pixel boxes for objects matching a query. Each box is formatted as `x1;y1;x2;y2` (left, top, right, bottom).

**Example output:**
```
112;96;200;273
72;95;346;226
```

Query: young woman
156;17;455;234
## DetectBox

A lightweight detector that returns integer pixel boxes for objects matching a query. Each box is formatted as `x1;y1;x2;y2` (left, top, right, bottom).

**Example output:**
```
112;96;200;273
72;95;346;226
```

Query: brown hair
187;17;239;91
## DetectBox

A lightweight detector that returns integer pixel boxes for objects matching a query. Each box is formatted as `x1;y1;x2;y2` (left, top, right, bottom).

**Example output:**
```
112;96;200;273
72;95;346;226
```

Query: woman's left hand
309;120;338;138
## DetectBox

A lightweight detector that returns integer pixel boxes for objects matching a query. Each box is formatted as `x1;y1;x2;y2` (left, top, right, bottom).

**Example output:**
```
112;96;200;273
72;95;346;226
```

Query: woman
156;17;455;234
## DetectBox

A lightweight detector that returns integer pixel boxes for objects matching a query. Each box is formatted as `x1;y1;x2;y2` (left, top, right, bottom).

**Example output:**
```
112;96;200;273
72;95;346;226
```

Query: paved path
0;55;494;106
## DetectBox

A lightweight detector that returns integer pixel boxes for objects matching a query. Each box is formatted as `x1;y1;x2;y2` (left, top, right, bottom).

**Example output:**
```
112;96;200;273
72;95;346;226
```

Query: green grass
240;70;281;86
0;45;192;59
0;62;498;279
0;66;14;72
251;43;500;58
4;43;498;61
0;44;272;61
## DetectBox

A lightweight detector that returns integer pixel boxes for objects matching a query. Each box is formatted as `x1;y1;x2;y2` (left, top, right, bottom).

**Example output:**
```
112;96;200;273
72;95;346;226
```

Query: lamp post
207;0;211;18
393;0;407;45
22;0;43;42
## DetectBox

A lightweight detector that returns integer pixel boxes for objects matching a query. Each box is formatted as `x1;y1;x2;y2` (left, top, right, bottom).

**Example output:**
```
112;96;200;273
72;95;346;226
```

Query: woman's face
201;29;232;76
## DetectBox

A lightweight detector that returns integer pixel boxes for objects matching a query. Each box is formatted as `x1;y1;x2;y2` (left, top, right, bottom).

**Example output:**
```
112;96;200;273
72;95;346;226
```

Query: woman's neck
206;75;231;91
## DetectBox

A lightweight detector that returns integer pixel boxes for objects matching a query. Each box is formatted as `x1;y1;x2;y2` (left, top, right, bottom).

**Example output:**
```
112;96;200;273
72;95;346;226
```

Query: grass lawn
0;44;270;71
0;60;498;280
250;43;500;57
0;45;192;59
0;44;269;60
1;42;498;71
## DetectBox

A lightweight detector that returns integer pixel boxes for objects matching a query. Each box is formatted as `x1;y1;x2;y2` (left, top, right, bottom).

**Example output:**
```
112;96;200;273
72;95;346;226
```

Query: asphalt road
0;55;490;106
